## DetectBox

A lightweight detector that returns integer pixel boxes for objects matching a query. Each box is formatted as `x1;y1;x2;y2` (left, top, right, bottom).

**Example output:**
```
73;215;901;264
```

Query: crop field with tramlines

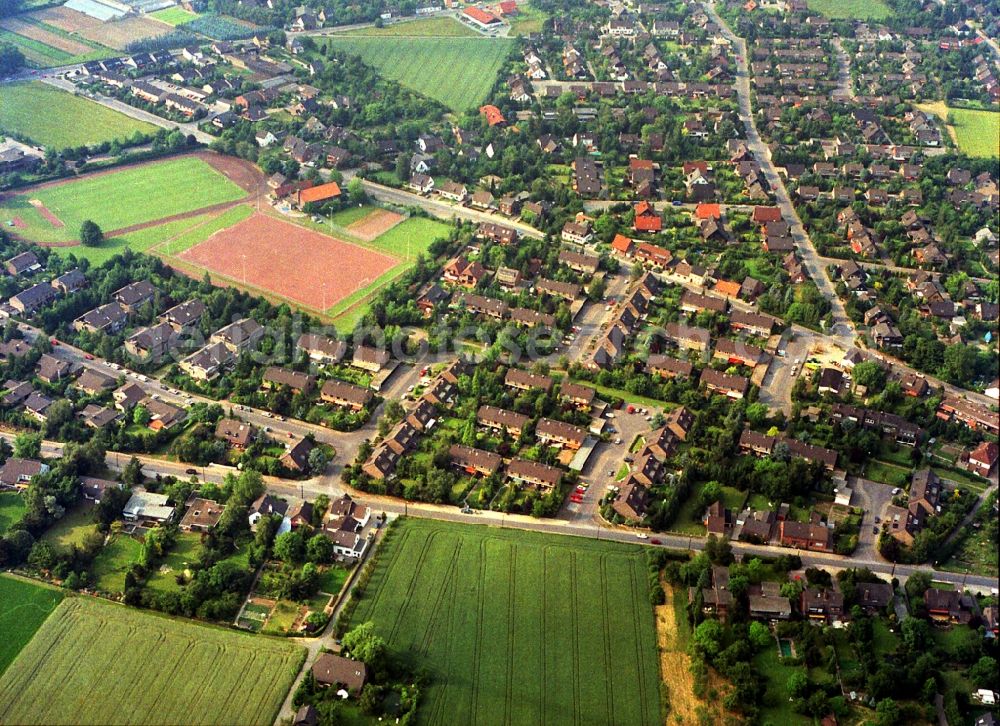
347;519;662;726
322;36;513;111
0;597;304;725
0;575;63;675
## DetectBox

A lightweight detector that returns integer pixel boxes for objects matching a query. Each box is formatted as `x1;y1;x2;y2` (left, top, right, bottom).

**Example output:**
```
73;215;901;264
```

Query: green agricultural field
509;2;549;36
347;519;662;726
150;5;199;25
946;107;1000;158
807;0;892;20
0;491;27;534
0;28;71;66
0;155;245;245
0;597;305;725
0;575;63;675
323;36;513;111
342;16;479;37
0;82;158;149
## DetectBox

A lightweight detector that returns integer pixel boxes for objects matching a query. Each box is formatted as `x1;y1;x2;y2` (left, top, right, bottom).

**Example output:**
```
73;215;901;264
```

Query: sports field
0;575;63;675
179;212;399;310
323;36;513;111
0;597;305;725
347;519;662;726
0;82;157;149
807;0;892;19
341;16;479;37
0;156;246;245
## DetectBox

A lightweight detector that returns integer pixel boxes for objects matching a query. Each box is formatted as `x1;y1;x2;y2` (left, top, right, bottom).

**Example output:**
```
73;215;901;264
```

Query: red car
84;353;94;360
50;339;59;346
651;538;662;545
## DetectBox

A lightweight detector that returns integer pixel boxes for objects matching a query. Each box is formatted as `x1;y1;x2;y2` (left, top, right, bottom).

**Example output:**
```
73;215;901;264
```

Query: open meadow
322;36;513;111
0;155;246;245
150;6;199;25
0;597;305;725
346;518;662;726
0;82;158;149
0;575;63;675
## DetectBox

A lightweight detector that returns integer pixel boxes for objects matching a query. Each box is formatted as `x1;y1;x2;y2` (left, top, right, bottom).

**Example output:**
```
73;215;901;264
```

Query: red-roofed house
611;233;634;256
463;6;501;27
498;0;518;14
633;201;662;232
695;203;721;220
752;206;782;224
966;441;998;477
480;104;506;127
297;181;342;206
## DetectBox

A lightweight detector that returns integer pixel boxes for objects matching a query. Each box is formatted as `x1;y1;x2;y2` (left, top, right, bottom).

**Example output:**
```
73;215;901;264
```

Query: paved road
703;1;856;351
358;179;545;239
832;39;856;101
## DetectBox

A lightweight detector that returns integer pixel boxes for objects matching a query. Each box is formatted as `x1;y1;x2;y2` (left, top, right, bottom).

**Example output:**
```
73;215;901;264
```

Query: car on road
50;339;59;346
84;354;94;360
873;526;879;534
651;538;661;545
891;487;901;495
636;533;649;539
185;468;197;475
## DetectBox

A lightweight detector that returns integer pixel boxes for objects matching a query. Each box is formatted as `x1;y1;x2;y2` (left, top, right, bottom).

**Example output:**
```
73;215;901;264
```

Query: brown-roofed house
179;497;226;533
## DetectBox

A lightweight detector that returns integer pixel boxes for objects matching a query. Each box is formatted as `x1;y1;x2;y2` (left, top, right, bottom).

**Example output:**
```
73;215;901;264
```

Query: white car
635;533;649;539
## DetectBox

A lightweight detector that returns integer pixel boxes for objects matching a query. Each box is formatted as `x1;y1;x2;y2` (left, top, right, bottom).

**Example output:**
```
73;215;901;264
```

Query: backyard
345;518;662;726
0;491;27;534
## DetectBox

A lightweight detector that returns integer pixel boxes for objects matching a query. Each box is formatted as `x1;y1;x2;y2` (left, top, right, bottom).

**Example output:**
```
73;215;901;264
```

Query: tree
347;177;366;205
874;698;900;726
122;456;144;487
132;405;151;426
307;446;330;475
305;533;334;563
80;220;104;247
692;619;724;659
342;621;387;669
13;432;41;459
787;671;809;699
748;621;771;651
904;570;931;600
273;530;305;563
851;360;886;390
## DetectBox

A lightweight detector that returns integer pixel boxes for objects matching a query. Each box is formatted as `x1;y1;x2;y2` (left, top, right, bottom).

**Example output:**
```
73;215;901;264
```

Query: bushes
180;14;262;40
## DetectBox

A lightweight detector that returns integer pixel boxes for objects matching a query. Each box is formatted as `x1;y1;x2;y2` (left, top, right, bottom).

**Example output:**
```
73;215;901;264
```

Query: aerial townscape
0;0;998;723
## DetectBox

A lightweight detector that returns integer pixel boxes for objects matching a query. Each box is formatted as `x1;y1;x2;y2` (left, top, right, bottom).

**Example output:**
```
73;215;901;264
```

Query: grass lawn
861;459;910;488
146;532;203;593
0;575;63;675
0;155;245;244
40;504;97;552
932;466;989;493
318;565;350;595
755;646;810;725
509;1;549;36
90;534;142;593
0;82;158;149
150;6;198;25
262;599;300;635
329;204;382;226
807;0;892;19
347;518;662;726
0;597;304;725
342;16;479;37
321;36;514;111
52;210;221;266
567;378;670;412
0;491;27;534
